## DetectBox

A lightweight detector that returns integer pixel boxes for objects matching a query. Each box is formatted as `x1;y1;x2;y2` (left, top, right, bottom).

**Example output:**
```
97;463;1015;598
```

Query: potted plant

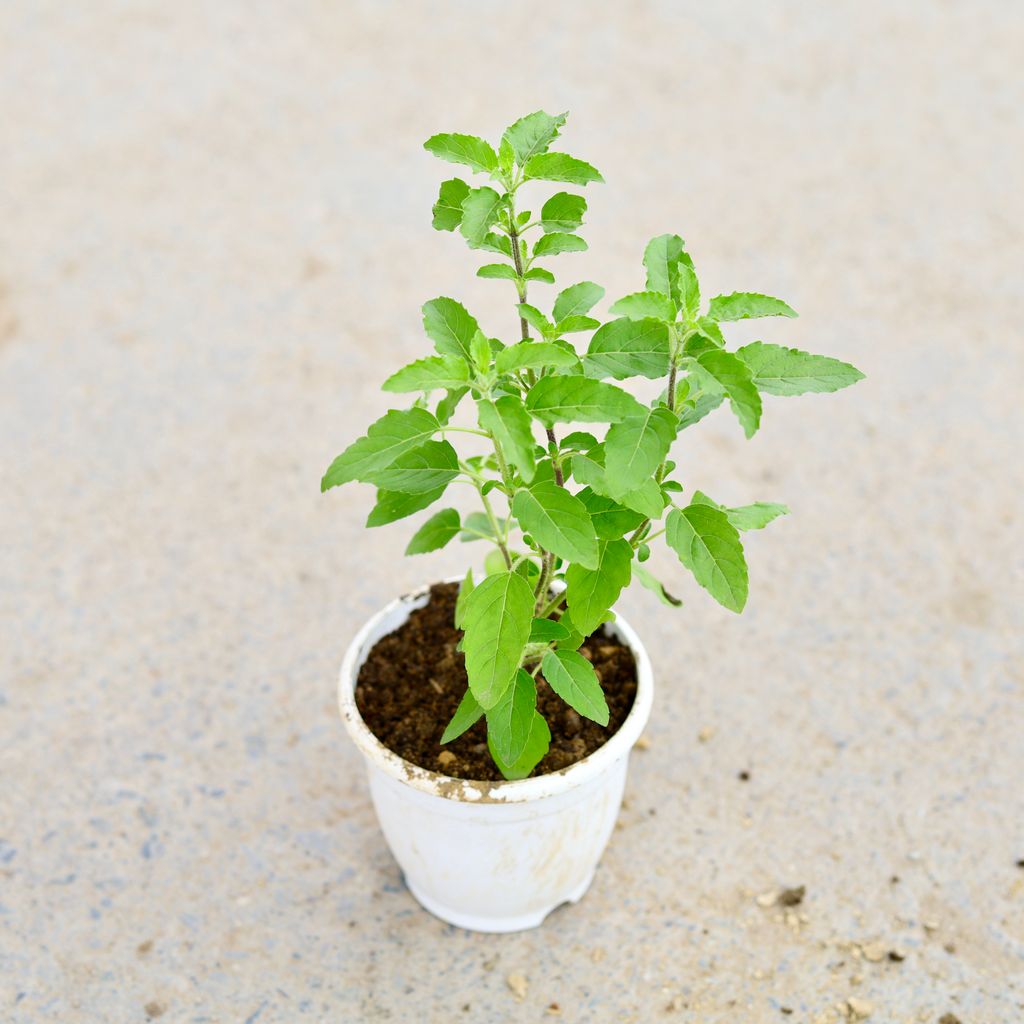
323;111;863;932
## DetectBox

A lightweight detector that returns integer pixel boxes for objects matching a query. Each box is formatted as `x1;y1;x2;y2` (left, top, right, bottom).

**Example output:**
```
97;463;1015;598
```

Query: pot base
405;869;596;933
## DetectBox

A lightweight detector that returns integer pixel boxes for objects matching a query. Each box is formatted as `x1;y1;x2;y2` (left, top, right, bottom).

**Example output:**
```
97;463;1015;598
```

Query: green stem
460;526;496;542
545;428;564;485
534;553;553;612
509;224;530;341
507;191;559;589
441;426;490;438
478;484;512;569
488;430;515;495
539;590;566;618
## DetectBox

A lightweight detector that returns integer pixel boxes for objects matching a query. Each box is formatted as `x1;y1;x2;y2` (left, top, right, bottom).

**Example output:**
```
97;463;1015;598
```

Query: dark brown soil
355;582;638;781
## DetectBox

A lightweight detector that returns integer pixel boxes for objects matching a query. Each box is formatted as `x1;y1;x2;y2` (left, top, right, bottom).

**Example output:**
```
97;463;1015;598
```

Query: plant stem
440;426;490;438
508;195;560;589
546;428;564;485
534;553;553;612
627;521;650;547
511;223;567;487
479;484;512;569
539;591;566;618
488;430;516;495
508;224;531;341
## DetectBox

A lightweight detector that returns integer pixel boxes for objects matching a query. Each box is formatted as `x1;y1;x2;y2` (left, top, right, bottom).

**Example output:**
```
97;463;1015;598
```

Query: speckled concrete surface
1;2;1022;1021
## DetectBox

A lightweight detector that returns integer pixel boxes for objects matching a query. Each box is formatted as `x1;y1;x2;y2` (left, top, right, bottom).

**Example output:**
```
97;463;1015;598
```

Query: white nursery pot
338;579;654;933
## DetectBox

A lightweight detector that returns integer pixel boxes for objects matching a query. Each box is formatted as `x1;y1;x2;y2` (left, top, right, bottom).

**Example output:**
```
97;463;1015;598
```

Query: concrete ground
2;2;1022;1021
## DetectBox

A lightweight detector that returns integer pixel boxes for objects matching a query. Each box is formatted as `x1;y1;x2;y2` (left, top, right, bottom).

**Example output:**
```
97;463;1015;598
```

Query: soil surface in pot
355;582;638;781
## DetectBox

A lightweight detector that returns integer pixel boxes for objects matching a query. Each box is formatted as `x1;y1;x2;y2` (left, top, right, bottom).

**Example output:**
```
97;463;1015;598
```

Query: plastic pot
338;579;654;933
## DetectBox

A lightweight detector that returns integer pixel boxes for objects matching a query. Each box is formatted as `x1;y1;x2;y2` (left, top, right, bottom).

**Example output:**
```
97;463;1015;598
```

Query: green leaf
477;263;519;281
461;571;535;709
564;538;632;636
541;192;586;232
382;355;470;393
454;569;474;629
560;430;599;452
577;488;645;539
432;178;470;231
696;316;725;346
633;565;683;606
682;332;718;359
726;502;790;531
487;710;550;780
666;503;748;612
440;687;484;744
366;486;446;527
529;617;570;643
553;281;604;321
568;452;606;489
483;549;511;573
368;439;460;493
555;610;585;651
571;452;665;519
676;263;700;318
469;330;492;374
486;668;538;764
524;153;604;186
555;315;600;334
479;233;513;257
502;110;567;164
526;375;645;425
616;476;665;519
512;482;599;569
608;291;676;322
533;232;588;257
541;650;609;726
478;396;537;483
691;490;790;531
459;510;503;543
642;234;685;304
697;349;762;438
322;408;439;489
524;267;556;283
498;136;515;176
707;292;797;322
517;302;553;335
405;508;461;555
460;186;504;246
604;406;678;497
496;342;579;374
736;342;865;395
512;556;542;582
676;389;725;430
422;297;479;361
435;386;469;425
423;133;498;174
584;318;671;380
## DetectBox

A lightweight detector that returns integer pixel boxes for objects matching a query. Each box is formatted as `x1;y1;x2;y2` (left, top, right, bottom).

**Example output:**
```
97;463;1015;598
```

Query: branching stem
508;193;560;599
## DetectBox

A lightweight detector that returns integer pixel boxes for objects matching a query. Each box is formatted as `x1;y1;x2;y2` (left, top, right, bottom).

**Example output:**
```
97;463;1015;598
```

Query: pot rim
338;577;654;804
